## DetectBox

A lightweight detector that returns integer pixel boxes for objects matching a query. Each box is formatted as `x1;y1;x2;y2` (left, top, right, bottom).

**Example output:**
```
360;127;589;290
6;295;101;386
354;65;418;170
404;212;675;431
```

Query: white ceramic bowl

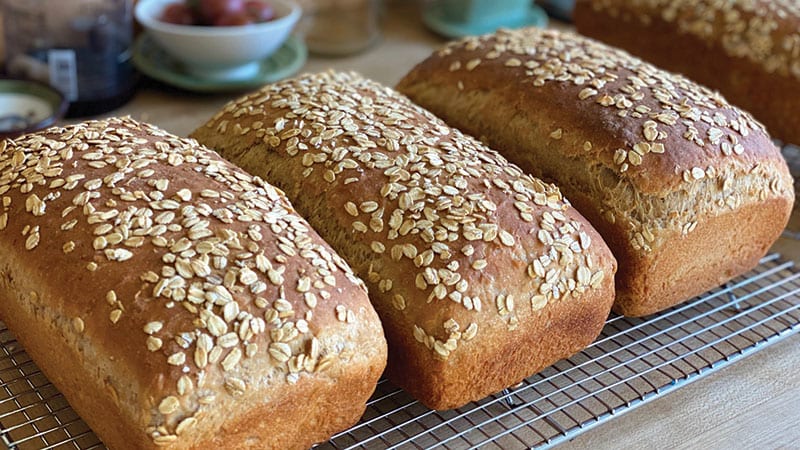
135;0;301;80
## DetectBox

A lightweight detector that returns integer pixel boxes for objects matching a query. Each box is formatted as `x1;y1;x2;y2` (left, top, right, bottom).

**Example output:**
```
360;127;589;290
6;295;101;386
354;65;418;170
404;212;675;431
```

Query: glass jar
2;0;137;117
297;0;382;56
537;0;575;21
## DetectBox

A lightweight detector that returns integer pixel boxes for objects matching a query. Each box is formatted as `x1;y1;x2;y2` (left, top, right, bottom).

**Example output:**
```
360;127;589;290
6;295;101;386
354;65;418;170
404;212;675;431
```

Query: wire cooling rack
0;254;799;450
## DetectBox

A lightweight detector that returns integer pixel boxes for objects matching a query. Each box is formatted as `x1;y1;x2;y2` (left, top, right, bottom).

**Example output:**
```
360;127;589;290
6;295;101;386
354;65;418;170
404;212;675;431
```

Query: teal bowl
438;0;531;23
424;0;548;39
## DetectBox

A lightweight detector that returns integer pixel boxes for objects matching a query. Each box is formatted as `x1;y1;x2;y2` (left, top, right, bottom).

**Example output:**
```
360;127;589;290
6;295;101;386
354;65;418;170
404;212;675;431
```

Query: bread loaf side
0;117;387;449
191;71;617;410
574;0;800;145
397;28;794;316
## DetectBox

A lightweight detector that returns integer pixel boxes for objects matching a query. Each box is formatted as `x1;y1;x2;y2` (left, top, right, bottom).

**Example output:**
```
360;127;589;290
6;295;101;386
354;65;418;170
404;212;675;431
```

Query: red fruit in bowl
244;1;275;22
161;3;195;25
214;12;254;26
199;0;245;23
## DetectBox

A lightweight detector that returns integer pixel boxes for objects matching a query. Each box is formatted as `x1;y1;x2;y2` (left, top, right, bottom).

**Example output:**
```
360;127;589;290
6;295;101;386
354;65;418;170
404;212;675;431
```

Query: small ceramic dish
135;0;302;81
0;79;68;140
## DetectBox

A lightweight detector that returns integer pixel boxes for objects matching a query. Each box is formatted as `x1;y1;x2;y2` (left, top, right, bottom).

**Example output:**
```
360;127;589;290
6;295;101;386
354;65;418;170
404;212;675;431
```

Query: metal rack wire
0;253;799;450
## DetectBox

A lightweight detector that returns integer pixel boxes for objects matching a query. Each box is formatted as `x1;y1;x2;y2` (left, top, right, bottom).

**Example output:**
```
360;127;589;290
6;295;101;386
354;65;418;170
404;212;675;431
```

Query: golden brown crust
574;0;800;144
397;27;794;317
0;117;387;449
612;198;791;316
191;71;617;410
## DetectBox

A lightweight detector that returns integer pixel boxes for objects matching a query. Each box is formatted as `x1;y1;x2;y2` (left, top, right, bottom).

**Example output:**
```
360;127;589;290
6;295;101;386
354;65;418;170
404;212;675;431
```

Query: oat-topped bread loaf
191;71;617;410
0;117;387;449
397;28;795;317
574;0;800;145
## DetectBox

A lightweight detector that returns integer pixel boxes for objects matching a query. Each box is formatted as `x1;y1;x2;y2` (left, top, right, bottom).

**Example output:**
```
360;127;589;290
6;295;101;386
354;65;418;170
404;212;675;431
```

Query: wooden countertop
111;4;800;449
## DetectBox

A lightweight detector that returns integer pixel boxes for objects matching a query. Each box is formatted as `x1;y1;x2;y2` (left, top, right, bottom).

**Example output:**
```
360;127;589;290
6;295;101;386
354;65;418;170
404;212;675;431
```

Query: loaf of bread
190;71;617;410
397;28;795;317
574;0;800;145
0;117;387;449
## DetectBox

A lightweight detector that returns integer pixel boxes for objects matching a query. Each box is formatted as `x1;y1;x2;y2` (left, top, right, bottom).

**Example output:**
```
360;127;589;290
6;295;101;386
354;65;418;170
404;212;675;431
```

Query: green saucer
422;4;548;39
132;33;307;93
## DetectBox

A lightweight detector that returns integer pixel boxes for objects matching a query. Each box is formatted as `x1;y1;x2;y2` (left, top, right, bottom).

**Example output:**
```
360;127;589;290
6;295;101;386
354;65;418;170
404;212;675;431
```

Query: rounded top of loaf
586;0;800;80
400;27;787;195
192;71;617;381
0;117;383;445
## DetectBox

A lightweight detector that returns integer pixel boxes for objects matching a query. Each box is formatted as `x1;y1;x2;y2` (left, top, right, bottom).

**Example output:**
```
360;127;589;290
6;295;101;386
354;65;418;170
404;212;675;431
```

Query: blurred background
0;0;575;119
